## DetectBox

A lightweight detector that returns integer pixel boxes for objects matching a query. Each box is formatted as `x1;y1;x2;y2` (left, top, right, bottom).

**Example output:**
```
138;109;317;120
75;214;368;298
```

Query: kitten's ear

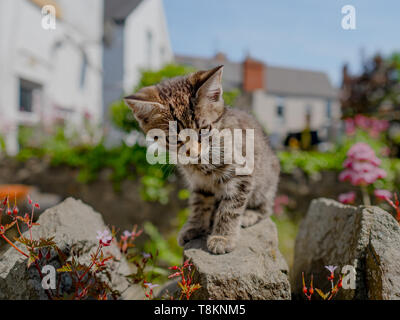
124;91;164;128
194;65;224;104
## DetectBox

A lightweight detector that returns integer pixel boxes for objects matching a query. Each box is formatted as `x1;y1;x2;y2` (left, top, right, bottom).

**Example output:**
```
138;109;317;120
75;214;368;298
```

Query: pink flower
370;118;389;137
374;189;392;201
340;143;386;186
343;160;376;172
350;115;389;138
354;115;371;130
345;118;356;136
338;191;356;204
347;143;380;164
274;194;289;215
96;229;112;247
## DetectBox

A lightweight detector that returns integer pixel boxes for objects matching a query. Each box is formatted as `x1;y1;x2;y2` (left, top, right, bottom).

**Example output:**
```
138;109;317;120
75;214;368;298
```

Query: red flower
374;189;392;201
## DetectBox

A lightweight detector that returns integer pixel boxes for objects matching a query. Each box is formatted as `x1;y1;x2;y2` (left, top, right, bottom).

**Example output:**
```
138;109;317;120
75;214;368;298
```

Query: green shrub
0;134;6;153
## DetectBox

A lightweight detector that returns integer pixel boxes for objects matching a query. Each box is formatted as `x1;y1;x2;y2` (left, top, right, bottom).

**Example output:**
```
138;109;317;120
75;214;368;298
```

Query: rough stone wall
183;218;291;300
293;198;400;300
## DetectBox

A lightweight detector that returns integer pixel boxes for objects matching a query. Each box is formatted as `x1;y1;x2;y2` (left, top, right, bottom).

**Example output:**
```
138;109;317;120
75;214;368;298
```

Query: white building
0;0;104;155
0;0;173;155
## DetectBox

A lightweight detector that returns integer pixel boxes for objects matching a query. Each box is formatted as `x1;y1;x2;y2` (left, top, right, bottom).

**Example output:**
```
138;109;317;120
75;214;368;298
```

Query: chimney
214;52;227;62
243;56;265;92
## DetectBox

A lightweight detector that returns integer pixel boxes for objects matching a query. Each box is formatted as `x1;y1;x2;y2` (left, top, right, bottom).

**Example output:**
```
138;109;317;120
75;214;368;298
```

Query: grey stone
293;198;400;300
183;218;291;300
0;198;143;299
156;278;180;299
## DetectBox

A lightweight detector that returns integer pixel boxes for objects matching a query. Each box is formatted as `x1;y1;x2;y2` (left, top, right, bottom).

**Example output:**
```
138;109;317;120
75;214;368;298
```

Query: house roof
175;54;337;99
104;0;142;21
265;66;337;98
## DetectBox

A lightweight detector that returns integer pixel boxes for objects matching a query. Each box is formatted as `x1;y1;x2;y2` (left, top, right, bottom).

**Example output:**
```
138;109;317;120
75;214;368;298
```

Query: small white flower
122;230;132;238
96;229;112;246
325;265;337;274
142;252;151;259
144;282;159;290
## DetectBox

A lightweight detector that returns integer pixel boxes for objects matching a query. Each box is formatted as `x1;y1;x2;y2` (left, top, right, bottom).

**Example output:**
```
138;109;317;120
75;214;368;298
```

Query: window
305;105;312;126
146;30;153;68
276;105;284;118
326;99;332;119
276;97;285;122
159;46;166;64
305;104;312;116
19;79;42;113
79;53;88;89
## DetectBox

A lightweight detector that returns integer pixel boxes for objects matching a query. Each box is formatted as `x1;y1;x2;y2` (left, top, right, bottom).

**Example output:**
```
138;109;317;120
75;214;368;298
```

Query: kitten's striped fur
125;66;279;254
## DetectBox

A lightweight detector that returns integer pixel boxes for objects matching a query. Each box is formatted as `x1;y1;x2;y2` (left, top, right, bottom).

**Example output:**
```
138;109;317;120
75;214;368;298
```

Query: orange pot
0;185;31;203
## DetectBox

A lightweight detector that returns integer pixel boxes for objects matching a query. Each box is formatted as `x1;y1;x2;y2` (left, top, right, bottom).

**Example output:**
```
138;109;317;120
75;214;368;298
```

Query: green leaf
57;263;72;272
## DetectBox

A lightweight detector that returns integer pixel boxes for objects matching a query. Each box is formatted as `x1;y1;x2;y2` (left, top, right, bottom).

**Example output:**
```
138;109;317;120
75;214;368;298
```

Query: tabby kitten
124;66;279;254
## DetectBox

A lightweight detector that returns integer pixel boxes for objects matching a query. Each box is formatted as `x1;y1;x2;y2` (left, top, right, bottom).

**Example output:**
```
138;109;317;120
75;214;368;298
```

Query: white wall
252;90;341;143
0;0;103;155
123;0;173;93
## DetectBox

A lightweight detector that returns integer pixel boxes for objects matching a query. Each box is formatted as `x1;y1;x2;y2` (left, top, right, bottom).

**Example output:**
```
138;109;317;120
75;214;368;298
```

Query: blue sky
163;0;400;87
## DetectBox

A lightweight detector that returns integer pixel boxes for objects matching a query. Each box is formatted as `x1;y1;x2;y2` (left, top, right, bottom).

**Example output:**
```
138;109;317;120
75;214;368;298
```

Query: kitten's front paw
241;210;262;228
207;235;236;254
177;224;205;247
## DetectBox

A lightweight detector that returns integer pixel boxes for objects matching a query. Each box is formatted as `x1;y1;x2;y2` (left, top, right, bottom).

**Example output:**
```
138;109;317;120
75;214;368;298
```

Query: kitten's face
124;66;225;158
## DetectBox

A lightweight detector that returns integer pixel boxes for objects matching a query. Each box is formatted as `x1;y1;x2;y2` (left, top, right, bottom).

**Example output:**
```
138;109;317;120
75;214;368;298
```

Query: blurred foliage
223;88;241;107
271;215;299;270
341;53;400;117
110;100;140;133
110;64;195;134
142;221;182;268
390;52;400;78
278;150;344;176
0;134;5;153
18;125;36;149
134;64;196;91
279;127;400;191
141;189;191;274
17;125;172;202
